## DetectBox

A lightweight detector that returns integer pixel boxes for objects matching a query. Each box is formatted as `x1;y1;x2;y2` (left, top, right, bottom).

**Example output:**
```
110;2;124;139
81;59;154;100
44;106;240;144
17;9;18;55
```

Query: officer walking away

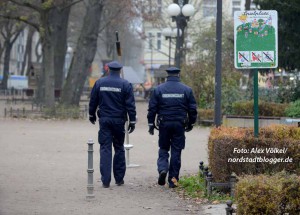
147;67;197;188
89;61;136;188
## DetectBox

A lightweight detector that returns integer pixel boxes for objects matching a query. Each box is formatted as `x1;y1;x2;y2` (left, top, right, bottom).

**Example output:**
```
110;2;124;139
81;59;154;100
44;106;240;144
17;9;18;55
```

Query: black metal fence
199;161;237;215
4;105;88;119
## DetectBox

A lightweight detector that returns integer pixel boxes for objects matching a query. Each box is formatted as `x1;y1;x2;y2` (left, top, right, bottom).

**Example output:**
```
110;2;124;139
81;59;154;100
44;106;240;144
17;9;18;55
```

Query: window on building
157;0;162;14
157;32;161;50
232;8;241;16
203;0;217;18
142;0;162;18
148;32;153;49
232;0;240;7
203;6;217;18
203;0;216;4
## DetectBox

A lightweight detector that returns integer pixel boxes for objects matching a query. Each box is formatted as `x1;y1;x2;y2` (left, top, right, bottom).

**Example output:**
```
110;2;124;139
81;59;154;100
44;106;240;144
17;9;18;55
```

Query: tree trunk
0;42;3;64
42;40;55;107
21;27;35;76
61;0;104;106
36;12;55;108
0;41;13;90
0;31;21;90
52;7;71;90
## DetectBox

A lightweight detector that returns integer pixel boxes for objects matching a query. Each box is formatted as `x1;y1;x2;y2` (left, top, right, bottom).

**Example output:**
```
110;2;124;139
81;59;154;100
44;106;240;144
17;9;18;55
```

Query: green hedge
236;172;300;214
285;99;300;117
208;125;300;182
232;100;288;117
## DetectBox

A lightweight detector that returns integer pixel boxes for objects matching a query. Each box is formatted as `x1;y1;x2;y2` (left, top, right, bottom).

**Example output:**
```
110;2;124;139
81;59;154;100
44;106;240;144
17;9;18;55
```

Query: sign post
254;69;259;137
234;10;278;137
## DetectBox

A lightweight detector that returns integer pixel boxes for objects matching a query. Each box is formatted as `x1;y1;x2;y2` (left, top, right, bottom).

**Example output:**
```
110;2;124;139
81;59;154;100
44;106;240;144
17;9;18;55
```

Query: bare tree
52;6;72;90
0;20;5;64
61;0;105;106
0;19;24;89
20;26;35;76
0;0;80;107
61;0;141;106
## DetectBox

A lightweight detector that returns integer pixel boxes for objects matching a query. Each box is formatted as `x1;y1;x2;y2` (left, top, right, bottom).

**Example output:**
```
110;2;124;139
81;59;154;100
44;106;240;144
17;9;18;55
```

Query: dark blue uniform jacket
147;76;197;125
89;73;136;123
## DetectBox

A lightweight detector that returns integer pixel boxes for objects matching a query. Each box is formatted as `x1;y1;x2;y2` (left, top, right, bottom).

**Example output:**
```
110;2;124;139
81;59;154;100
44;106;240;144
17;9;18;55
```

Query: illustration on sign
234;10;278;69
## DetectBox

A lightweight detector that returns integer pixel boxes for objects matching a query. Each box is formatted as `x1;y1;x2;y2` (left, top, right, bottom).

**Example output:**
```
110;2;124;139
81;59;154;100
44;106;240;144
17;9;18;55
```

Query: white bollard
124;122;139;168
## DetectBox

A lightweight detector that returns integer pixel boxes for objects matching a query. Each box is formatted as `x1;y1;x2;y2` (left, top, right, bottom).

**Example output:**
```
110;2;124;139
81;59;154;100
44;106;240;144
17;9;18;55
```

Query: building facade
142;0;256;86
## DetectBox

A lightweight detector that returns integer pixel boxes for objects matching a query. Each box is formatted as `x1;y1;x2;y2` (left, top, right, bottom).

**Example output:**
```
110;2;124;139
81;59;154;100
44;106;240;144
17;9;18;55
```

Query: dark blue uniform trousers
98;118;126;185
157;120;185;186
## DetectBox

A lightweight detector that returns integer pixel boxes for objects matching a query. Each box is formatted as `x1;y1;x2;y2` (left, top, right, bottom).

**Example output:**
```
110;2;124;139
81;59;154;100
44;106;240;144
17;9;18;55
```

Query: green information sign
234;10;278;69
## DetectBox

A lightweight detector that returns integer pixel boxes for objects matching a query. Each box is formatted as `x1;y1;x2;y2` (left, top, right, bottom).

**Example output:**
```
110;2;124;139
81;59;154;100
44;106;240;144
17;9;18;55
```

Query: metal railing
199;161;237;214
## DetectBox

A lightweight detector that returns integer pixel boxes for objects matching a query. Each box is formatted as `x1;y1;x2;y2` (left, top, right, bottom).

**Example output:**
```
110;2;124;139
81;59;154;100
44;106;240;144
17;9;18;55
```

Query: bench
285;118;300;127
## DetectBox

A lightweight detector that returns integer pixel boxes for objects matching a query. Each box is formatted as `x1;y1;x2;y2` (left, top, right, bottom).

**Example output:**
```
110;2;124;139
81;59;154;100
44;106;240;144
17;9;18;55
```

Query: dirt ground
0;100;224;215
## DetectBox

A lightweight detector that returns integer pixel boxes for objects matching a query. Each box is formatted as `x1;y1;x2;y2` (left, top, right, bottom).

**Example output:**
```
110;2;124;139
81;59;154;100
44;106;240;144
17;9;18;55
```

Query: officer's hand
148;125;155;135
128;123;135;134
185;124;193;132
89;115;96;125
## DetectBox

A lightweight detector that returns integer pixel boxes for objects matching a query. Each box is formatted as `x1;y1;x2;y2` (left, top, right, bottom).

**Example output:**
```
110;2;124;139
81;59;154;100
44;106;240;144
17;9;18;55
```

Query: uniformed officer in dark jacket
147;67;197;188
89;61;136;188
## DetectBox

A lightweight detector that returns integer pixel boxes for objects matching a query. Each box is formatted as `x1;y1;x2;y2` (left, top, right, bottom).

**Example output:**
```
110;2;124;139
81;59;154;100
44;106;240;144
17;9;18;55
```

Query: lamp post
162;28;178;67
148;34;155;79
166;1;194;68
214;0;222;127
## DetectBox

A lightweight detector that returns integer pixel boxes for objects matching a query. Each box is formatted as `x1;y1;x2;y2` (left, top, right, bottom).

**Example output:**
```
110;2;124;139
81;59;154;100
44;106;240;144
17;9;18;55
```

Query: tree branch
8;0;42;13
59;0;83;11
98;8;122;33
0;14;39;31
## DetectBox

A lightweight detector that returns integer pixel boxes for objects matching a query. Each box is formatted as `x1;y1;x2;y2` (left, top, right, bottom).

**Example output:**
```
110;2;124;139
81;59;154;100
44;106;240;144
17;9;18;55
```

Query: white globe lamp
167;3;181;17
186;41;193;49
172;28;182;37
162;28;173;37
182;4;195;17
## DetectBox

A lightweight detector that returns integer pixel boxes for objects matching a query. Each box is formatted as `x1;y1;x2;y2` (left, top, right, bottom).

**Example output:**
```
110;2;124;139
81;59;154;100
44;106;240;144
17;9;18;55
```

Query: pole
168;37;171;67
115;31;139;168
86;139;95;199
214;0;222;127
151;38;153;79
253;69;259;137
175;18;185;68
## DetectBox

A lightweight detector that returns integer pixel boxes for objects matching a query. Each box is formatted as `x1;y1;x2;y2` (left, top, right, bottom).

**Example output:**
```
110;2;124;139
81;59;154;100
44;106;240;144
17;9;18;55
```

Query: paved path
0;100;226;215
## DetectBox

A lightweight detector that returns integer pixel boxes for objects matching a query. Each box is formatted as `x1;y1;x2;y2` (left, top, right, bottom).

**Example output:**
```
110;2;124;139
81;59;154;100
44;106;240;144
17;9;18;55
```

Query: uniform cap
166;67;180;73
108;61;123;71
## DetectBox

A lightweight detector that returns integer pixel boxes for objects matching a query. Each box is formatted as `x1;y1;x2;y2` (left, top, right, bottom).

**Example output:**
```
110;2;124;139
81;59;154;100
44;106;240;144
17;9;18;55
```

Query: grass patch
177;173;234;203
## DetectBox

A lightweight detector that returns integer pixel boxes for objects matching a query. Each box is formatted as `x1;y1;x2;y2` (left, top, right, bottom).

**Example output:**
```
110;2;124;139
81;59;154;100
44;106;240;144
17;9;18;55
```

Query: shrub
198;108;214;120
285;99;300;117
208;125;300;182
231;100;288;117
236;172;300;215
291;81;300;102
197;108;214;126
43;105;82;119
